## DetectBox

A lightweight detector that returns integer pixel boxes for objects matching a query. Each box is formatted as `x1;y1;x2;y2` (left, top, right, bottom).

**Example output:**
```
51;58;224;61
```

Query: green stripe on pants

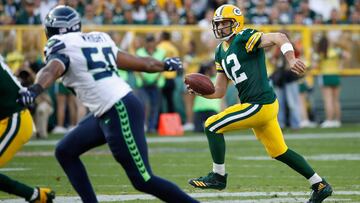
115;102;151;182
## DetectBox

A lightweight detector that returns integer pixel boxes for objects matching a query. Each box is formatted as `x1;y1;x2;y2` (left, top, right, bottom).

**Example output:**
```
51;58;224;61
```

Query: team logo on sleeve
46;39;57;47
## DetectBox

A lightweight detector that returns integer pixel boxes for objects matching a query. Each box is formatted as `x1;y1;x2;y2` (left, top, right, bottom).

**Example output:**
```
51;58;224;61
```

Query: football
184;73;215;95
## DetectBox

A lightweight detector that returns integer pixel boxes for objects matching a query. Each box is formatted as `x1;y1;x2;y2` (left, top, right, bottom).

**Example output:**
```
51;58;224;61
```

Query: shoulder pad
238;28;262;53
44;37;66;57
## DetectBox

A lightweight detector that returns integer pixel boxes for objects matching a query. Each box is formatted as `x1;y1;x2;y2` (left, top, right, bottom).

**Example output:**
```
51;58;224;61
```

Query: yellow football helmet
212;4;244;41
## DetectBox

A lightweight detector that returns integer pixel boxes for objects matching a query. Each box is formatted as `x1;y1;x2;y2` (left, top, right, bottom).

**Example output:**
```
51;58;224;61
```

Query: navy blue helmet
44;5;81;39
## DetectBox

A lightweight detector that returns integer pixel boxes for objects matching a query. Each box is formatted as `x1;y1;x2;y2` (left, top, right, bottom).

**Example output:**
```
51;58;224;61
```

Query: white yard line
1;191;359;203
0;168;29;172
26;132;360;146
204;198;352;203
3;132;357;202
236;154;360;161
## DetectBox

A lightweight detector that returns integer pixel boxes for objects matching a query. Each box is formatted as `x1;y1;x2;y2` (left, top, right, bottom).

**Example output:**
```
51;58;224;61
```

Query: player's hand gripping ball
184;73;215;95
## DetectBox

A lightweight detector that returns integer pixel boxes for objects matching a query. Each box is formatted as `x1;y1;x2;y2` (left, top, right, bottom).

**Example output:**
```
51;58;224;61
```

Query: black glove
164;57;182;71
17;84;44;107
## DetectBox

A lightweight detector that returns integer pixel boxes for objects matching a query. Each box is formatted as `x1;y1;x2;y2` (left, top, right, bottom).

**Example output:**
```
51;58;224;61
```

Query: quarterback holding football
187;4;332;203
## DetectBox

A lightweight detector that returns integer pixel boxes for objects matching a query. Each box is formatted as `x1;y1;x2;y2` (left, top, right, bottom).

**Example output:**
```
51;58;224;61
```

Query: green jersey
0;56;24;120
215;28;276;104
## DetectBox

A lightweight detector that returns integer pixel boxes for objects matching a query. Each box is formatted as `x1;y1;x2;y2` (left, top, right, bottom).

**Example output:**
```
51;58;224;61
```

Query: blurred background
0;0;359;137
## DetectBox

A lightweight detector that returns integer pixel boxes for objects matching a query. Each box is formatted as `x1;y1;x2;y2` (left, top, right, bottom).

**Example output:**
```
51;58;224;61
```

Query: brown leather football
184;73;215;95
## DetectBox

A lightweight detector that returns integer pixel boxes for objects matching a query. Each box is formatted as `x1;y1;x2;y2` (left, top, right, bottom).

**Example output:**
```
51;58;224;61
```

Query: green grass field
1;125;360;202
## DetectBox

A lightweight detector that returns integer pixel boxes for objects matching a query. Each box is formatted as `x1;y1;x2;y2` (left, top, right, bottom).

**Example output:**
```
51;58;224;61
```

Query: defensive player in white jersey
18;5;198;203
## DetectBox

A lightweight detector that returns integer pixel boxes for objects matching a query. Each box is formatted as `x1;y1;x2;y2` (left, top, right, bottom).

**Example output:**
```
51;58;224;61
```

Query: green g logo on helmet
212;4;245;41
233;8;242;16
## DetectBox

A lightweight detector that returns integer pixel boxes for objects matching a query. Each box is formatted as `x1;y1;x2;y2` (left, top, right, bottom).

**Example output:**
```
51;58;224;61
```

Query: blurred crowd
0;0;359;137
1;0;360;25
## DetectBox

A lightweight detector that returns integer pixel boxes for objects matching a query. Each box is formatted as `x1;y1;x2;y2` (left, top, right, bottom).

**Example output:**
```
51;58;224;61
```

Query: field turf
1;124;360;202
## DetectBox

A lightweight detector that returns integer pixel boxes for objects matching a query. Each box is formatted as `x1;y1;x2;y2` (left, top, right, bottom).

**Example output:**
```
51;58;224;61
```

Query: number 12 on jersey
221;53;248;84
82;47;117;80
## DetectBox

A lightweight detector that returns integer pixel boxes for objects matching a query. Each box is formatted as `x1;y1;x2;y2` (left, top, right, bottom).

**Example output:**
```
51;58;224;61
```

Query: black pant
162;79;175;113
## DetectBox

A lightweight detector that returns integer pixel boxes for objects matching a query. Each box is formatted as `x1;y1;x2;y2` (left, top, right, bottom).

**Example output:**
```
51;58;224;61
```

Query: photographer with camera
15;52;53;139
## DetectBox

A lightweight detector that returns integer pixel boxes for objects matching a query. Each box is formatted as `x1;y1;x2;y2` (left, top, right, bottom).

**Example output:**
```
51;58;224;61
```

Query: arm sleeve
239;29;263;53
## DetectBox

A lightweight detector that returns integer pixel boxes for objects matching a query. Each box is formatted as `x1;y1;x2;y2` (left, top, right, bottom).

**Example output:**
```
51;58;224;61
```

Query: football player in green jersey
0;55;55;202
188;4;332;203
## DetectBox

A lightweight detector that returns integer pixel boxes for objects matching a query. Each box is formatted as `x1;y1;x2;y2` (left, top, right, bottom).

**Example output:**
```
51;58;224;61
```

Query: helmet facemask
212;18;239;41
45;23;81;39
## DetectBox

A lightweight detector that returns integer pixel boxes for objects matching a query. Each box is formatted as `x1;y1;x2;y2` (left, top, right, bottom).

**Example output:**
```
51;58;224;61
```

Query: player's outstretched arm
35;60;65;89
203;73;228;99
259;33;306;75
17;60;64;106
116;51;182;73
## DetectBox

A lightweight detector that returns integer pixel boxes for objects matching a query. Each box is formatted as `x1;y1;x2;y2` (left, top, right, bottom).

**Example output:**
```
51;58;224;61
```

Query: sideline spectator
277;0;293;24
35;92;53;138
293;11;306;24
14;51;54;138
270;37;302;130
37;0;57;22
112;0;124;24
184;0;207;20
145;5;162;25
309;0;340;21
248;0;270;24
4;34;24;72
193;61;221;132
52;82;77;134
298;77;316;128
181;9;198;25
81;4;102;25
349;10;360;23
102;6;116;24
297;0;316;25
67;0;85;16
15;0;41;24
316;34;346;128
157;31;179;113
327;8;343;24
182;40;201;131
130;0;147;24
136;34;166;133
24;52;53;138
159;0;180;25
339;0;349;21
199;8;217;53
2;0;18;24
121;5;134;24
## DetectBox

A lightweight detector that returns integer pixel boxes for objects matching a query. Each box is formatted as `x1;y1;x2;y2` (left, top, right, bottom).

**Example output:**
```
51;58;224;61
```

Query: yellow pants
0;109;33;167
205;99;288;158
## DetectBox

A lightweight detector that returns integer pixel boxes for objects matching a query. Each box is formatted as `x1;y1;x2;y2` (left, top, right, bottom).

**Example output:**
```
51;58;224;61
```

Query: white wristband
280;42;294;54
